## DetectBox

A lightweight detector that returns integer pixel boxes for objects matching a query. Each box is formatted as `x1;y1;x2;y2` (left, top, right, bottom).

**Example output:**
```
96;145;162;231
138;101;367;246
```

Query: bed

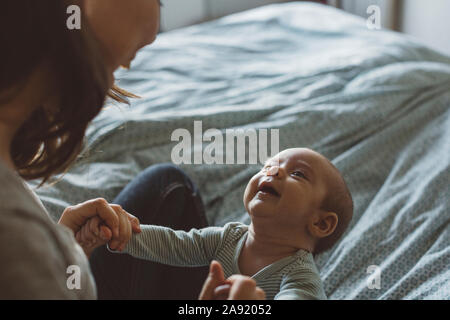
30;2;450;299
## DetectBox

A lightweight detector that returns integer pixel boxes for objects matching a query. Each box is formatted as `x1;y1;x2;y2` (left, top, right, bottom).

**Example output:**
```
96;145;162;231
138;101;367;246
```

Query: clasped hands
58;198;265;300
58;198;140;257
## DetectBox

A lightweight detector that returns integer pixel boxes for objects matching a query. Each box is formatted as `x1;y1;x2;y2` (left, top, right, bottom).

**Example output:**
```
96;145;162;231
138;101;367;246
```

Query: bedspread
30;2;450;299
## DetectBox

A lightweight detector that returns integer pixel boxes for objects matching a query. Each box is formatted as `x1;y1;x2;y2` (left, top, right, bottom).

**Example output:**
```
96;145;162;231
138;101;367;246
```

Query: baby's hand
75;216;112;257
75;205;141;257
199;261;266;300
214;275;266;300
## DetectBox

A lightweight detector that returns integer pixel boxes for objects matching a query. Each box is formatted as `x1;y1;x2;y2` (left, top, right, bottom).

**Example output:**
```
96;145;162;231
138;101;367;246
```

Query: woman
0;0;263;299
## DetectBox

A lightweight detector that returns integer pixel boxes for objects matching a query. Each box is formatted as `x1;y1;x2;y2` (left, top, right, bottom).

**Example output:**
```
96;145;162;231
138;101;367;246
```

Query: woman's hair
0;0;134;186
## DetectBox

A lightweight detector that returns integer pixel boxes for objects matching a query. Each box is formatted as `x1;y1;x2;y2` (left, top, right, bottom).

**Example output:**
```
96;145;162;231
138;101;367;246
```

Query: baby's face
243;148;335;232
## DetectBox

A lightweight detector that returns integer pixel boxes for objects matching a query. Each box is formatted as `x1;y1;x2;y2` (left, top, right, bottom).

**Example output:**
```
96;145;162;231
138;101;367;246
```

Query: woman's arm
0;210;79;299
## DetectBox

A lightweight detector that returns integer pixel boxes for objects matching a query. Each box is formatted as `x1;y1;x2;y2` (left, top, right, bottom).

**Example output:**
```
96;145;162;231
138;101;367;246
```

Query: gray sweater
0;160;96;299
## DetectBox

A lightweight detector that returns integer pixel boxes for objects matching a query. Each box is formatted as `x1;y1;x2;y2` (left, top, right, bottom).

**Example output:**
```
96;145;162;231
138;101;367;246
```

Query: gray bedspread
30;3;450;299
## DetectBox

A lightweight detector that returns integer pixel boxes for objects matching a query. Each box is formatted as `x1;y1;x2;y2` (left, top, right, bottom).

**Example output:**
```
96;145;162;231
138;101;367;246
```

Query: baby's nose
266;166;279;176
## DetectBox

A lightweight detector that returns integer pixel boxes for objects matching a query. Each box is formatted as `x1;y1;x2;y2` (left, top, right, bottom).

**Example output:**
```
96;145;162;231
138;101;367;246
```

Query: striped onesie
117;221;327;300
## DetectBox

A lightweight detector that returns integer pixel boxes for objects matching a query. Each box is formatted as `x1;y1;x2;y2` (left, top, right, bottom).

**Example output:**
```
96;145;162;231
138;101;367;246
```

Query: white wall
326;0;450;56
160;0;287;31
399;0;450;56
339;0;397;30
208;0;287;19
160;0;450;57
160;0;206;31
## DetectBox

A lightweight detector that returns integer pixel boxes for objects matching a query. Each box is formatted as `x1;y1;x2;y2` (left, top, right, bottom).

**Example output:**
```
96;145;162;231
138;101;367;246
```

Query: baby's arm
115;224;225;267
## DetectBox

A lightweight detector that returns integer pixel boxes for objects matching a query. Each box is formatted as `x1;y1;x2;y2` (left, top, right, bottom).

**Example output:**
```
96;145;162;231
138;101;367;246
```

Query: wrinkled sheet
30;2;450;299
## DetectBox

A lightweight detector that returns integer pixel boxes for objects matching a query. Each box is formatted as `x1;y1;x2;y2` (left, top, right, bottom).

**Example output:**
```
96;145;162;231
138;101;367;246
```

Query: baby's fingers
109;205;131;251
108;204;140;234
199;260;227;300
255;287;266;300
87;215;113;241
81;217;110;247
88;216;101;237
226;275;265;300
127;213;141;234
81;219;96;247
99;224;112;241
75;229;83;245
213;284;231;300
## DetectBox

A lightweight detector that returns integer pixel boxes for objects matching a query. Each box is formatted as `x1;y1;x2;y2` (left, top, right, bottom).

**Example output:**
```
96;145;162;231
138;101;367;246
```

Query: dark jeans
89;163;209;299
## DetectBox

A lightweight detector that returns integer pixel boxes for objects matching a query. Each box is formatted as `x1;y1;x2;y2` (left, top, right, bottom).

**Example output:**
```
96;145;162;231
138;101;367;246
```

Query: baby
84;148;353;299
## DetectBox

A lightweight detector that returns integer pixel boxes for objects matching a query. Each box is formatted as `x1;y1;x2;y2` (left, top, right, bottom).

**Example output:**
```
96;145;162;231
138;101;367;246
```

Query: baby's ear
308;211;338;239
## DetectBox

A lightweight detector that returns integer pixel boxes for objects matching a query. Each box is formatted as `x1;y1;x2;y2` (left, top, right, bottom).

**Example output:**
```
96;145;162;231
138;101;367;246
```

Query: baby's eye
291;171;307;179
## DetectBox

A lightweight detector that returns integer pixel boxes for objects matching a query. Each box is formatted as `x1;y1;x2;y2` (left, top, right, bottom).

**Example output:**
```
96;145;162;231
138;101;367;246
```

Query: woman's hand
58;198;141;257
199;260;266;300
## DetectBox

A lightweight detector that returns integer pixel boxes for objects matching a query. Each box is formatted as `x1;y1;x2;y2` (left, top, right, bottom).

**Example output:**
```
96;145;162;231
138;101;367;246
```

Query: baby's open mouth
257;184;280;197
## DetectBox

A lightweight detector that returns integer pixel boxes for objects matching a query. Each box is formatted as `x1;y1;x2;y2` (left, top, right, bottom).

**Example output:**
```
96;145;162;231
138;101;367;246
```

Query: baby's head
243;148;353;255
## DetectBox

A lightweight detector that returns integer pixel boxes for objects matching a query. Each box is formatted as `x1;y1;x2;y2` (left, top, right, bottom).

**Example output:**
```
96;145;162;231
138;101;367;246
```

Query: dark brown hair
314;162;354;255
0;0;135;186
